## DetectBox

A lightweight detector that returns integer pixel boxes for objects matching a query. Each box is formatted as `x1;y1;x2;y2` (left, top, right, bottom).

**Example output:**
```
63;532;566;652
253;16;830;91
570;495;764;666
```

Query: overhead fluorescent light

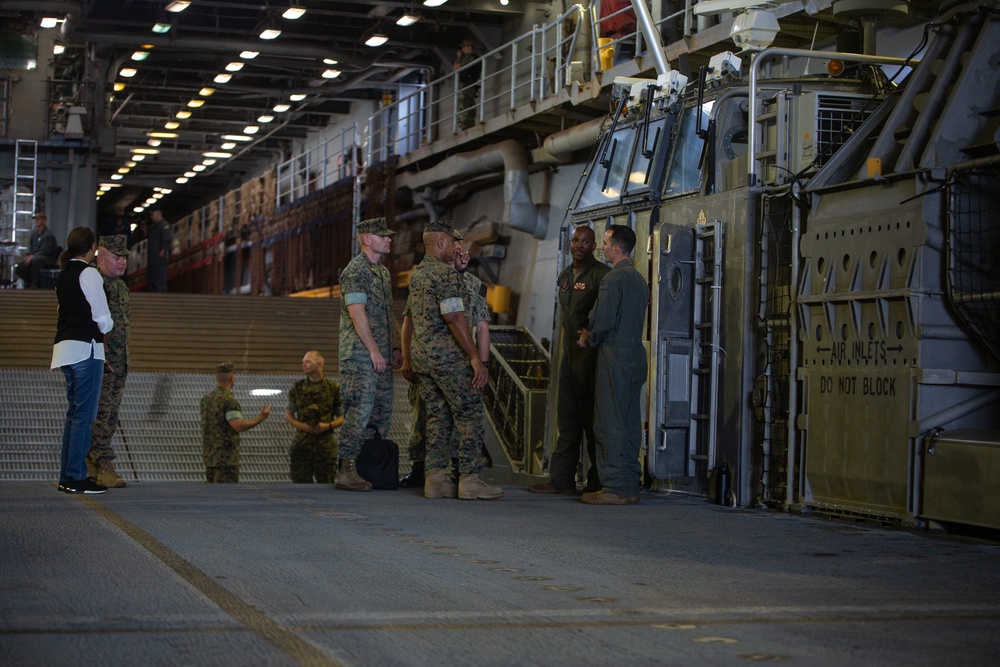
225;61;244;72
184;171;197;178
213;73;232;84
133;207;145;213
119;67;137;78
273;103;291;112
322;69;341;79
289;93;306;101
148;132;179;138
199;87;216;97
203;152;233;158
126;161;137;168
260;28;282;40
243;125;260;134
53;44;66;55
202;159;217;165
110;174;123;180
164;121;180;129
175;177;189;184
222;134;252;141
257;114;275;123
221;142;237;150
240;50;259;59
423;0;449;6
365;34;388;47
131;51;150;61
282;7;306;20
132;147;160;154
165;1;190;12
40;17;60;28
147;139;162;147
323;58;338;65
397;12;421;27
193;164;206;172
175;110;192;119
131;154;145;161
152;23;171;34
187;99;205;108
99;185;112;191
117;167;130;174
152;193;164;199
113;82;125;91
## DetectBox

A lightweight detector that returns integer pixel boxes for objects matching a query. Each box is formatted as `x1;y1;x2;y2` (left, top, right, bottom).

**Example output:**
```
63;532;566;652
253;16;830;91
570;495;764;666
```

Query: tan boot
423;468;457;499
96;461;127;488
458;473;503;500
334;459;372;491
85;455;98;480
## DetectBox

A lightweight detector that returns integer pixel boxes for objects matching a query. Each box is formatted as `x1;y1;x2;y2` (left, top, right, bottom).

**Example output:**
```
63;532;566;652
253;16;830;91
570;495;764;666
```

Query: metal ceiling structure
2;0;540;218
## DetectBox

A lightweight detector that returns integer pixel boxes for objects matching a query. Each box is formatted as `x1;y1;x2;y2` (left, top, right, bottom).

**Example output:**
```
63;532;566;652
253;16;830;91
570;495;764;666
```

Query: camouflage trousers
338;359;393;459
205;466;238;483
457;88;479;129
289;433;338;483
89;371;126;465
416;368;485;475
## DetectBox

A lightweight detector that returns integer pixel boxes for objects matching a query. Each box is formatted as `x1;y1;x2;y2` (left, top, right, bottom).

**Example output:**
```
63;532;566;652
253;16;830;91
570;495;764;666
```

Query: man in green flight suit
405;221;502;500
87;234;132;488
336;217;402;491
200;362;271;483
577;225;648;505
285;350;343;483
530;225;611;495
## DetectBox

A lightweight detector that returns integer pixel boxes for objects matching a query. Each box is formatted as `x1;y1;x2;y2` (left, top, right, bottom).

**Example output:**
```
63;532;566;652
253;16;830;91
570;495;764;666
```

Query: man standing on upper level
336;217;401;491
146;209;171;292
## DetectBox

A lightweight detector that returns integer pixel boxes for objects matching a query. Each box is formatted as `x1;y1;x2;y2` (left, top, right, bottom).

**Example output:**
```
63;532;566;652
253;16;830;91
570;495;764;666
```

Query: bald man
285;350;343;483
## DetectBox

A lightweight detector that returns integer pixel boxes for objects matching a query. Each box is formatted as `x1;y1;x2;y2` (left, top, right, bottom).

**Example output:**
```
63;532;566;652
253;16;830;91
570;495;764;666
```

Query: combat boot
334;459;372;491
458;473;504;500
85;455;98;480
96;461;127;488
423;467;457;499
398;461;424;488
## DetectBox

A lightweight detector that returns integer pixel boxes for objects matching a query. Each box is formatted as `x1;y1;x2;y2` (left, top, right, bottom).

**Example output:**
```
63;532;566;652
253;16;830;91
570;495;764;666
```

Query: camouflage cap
424;220;463;240
356;217;395;236
216;362;235;374
99;234;129;257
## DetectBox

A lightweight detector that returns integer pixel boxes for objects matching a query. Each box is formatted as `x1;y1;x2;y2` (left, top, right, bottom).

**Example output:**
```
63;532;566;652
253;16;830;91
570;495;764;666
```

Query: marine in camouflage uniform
285;351;343;483
200;362;271;483
454;40;479;129
87;234;131;488
404;253;491;481
405;221;501;500
336;217;401;491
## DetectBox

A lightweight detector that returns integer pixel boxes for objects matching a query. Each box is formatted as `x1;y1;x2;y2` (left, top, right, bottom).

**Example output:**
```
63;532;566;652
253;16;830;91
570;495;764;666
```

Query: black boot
399;461;425;488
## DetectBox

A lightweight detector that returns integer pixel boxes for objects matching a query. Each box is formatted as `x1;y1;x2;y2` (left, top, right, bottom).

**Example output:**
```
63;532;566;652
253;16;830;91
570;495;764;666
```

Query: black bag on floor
356;428;400;490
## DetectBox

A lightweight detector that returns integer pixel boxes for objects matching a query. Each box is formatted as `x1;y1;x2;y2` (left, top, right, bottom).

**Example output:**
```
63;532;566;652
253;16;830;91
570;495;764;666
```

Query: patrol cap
99;234;129;257
356;217;395;236
216;362;235;374
424;220;463;240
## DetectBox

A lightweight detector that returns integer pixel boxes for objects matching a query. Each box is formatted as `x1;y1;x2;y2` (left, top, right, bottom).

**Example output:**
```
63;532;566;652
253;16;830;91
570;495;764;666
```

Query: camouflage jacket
462;272;490;326
287;376;342;445
102;274;131;376
339;252;395;364
199;386;242;467
407;255;469;374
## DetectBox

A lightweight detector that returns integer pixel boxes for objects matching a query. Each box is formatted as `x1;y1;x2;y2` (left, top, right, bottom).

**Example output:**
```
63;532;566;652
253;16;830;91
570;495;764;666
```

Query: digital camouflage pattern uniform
548;254;611;491
200;385;244;483
338;251;395;459
89;253;131;467
407;255;485;476
456;50;479;129
407;272;490;465
287;377;342;483
587;259;649;498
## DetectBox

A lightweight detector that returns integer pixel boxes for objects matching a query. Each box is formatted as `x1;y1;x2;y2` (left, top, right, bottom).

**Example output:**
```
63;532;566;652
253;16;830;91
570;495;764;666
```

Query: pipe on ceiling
4;0;81;19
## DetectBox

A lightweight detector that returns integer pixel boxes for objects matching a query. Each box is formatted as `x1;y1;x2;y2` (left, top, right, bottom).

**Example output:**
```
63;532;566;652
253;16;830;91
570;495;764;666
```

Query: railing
276;124;359;207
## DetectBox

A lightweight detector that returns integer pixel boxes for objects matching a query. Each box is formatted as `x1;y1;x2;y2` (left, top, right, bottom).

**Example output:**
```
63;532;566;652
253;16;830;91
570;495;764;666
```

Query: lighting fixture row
153;2;307;37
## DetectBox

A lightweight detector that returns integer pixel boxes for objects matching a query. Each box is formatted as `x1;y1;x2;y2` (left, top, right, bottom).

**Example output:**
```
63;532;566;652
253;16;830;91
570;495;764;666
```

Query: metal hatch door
649;222;696;479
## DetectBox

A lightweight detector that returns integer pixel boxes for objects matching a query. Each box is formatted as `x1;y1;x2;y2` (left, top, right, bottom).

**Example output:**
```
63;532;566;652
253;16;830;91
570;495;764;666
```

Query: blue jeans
60;353;104;482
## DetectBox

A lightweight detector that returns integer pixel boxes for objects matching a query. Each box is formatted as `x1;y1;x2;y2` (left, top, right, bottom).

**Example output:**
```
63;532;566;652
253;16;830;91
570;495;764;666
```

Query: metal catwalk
2;482;999;666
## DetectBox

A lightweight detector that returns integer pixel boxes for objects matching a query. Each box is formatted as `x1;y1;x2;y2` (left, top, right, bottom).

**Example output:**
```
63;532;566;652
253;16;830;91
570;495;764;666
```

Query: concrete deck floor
2;482;999;666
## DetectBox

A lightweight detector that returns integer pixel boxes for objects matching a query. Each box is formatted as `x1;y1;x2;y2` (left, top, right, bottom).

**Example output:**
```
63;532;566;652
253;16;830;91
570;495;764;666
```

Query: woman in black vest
50;226;114;494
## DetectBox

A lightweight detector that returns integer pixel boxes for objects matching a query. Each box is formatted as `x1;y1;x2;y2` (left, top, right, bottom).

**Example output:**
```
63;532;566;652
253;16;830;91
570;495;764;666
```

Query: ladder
12;139;38;238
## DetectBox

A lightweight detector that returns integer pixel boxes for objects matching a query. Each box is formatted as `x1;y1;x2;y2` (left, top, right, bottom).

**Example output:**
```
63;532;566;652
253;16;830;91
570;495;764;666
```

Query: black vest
54;260;103;345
